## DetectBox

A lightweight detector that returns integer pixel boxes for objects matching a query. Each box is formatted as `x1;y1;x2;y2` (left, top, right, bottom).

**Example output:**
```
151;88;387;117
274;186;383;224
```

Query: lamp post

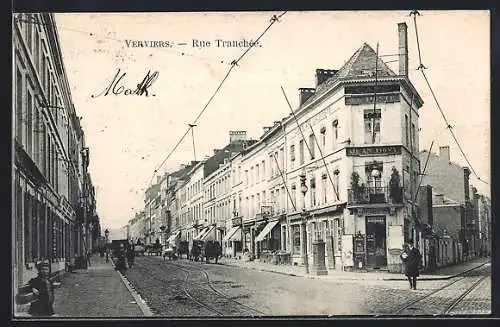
299;170;309;274
160;225;166;247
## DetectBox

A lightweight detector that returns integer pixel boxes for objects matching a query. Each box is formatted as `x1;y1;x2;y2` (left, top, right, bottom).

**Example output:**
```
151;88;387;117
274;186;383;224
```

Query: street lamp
299;170;309;274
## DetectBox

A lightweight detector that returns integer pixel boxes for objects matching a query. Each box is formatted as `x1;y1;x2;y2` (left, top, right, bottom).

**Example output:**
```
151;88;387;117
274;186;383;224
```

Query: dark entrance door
365;216;387;268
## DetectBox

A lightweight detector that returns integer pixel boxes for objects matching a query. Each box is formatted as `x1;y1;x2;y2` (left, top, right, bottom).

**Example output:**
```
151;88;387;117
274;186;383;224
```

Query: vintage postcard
11;10;491;318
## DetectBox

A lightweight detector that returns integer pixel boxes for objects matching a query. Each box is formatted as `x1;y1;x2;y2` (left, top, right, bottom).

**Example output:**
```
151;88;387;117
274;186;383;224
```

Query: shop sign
346;145;402;157
365;208;388;216
345;93;400;105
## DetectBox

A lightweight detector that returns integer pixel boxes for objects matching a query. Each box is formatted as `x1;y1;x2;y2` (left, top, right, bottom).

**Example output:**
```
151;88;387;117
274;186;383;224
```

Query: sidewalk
219;256;490;281
52;255;145;317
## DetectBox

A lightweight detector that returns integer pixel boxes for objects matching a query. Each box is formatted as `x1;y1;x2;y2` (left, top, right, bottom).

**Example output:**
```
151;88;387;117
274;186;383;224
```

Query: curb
110;261;154;316
381;261;490;281
220;260;490;282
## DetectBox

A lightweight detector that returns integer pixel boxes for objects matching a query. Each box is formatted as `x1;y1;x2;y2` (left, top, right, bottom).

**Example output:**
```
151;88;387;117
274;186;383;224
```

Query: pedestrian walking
27;260;57;316
400;243;422;290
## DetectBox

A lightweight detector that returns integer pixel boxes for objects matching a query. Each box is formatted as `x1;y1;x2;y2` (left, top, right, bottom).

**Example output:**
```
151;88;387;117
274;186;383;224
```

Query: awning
229;228;242;242
193;227;209;241
222;226;240;242
255;220;280;242
167;231;181;243
200;225;216;241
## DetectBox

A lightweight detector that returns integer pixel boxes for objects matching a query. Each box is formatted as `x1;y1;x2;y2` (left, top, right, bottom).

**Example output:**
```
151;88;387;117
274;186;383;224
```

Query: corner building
238;23;423;273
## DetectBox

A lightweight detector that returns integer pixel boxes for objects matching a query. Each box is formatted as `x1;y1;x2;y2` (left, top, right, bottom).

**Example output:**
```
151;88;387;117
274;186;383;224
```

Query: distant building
419;146;480;257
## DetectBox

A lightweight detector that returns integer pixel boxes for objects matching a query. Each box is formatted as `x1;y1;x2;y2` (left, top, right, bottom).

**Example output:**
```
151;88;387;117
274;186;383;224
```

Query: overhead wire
147;11;287;188
410;11;488;185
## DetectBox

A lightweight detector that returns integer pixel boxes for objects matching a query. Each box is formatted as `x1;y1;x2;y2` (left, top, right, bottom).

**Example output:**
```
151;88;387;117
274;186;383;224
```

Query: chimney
439;146;450;162
315;69;338;87
398;22;408;76
299;88;316;106
435;193;445;205
229;131;247;144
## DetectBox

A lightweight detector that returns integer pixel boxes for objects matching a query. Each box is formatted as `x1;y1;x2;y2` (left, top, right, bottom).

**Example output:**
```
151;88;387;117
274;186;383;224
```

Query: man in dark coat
400;243;422;290
28;260;55;316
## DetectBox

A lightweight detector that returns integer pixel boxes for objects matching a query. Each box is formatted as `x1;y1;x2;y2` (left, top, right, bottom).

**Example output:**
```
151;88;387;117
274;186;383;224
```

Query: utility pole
188;124;197;162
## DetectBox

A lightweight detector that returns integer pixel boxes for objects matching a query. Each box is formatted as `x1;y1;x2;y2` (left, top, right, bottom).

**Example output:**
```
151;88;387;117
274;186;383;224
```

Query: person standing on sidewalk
28;261;56;316
400;243;422;290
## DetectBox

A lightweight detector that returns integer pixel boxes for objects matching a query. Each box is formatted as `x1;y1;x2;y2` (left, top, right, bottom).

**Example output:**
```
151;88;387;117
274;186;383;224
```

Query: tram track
165;260;266;316
392;262;490;315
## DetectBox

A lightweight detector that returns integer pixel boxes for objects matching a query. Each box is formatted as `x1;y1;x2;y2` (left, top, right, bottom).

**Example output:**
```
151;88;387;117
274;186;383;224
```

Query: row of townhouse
13;12;101;305
127;22;490;273
125;22;421;273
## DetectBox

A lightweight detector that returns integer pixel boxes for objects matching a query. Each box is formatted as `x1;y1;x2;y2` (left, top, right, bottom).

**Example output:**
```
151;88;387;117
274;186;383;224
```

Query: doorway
365;216;387;268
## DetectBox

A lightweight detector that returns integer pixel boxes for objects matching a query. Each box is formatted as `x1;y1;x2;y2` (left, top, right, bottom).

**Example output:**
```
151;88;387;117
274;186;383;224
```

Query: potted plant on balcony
350;172;361;202
389;166;402;203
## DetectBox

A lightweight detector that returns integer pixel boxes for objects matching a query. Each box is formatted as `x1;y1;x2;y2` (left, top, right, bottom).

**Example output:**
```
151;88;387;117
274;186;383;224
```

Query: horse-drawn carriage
145;243;163;256
189;240;222;264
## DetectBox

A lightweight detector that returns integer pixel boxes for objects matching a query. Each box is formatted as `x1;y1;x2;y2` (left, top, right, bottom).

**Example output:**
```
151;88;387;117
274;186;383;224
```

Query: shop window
24;193;32;263
32;200;39;260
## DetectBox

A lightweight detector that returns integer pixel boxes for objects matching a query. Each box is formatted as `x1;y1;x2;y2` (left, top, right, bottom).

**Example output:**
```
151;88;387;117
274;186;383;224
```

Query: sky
53;11;490;230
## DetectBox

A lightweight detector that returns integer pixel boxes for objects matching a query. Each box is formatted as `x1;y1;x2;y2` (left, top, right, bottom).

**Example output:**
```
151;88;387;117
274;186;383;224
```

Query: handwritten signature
92;69;159;98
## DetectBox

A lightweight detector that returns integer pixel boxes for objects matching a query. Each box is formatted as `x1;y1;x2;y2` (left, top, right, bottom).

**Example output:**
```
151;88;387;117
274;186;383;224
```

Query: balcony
348;186;403;206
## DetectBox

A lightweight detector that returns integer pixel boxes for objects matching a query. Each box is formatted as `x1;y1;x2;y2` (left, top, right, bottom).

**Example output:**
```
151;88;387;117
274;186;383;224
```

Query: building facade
226;23;422;273
419;146;480;258
13;13;100;300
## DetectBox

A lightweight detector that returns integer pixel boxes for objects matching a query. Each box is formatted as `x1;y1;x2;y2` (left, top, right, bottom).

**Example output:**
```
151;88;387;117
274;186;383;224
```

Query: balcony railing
348;186;403;205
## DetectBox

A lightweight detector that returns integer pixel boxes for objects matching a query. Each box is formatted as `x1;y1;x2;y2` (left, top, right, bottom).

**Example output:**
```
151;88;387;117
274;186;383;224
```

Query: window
411;123;416;152
279;147;284;171
332;120;339;148
34;29;40;70
250;167;254;185
256;164;260;183
274;151;279;176
251;195;255;217
405;114;409;146
257;193;261;210
333;169;340;200
26;14;33;51
364;109;381;144
320;127;326;151
26;87;33;156
310;178;317;207
262;191;266;206
16;68;23;142
322;173;328;204
299;140;304;164
261;160;265;181
309;134;315;160
290;144;295;168
291;184;297;210
245;170;249;185
269;155;274;177
275;189;280;211
366;163;383;190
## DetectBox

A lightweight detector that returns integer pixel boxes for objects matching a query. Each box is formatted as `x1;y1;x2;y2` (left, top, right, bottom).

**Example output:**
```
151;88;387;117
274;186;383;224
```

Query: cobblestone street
120;256;491;316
